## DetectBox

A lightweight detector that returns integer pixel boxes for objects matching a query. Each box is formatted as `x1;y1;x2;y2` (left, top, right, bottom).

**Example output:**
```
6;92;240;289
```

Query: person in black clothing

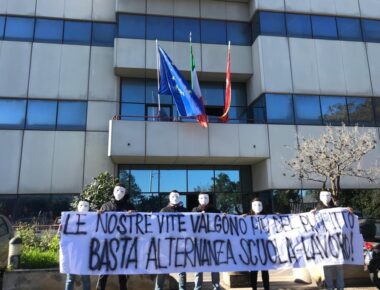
96;183;136;290
246;197;270;290
192;192;221;290
155;190;187;290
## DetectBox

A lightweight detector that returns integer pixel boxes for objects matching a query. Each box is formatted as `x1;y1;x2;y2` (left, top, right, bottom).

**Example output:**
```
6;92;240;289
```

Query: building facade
0;0;380;221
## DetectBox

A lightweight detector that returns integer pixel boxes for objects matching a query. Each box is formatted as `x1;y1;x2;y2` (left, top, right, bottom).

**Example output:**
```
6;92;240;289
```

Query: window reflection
0;16;5;39
188;170;214;192
347;97;374;126
118;14;146;39
0;99;26;129
26;100;57;130
57;101;87;130
294;95;322;125
286;14;312;38
265;94;294;124
34;18;63;43
311;15;338;39
130;169;159;193
174;18;200;43
201;19;226;44
64;21;91;45
258;12;286;37
147;15;173;41
362;19;380;42
320;96;348;125
213;170;240;193
216;192;242;214
92;23;116;47
5;16;35;41
336;17;362;41
160;169;187;192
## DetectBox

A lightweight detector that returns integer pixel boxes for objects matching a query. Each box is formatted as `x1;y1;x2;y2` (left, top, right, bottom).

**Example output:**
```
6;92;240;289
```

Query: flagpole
155;39;161;119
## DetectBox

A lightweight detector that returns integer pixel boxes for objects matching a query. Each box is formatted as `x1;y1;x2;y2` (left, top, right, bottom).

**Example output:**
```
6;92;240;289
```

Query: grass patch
20;248;59;269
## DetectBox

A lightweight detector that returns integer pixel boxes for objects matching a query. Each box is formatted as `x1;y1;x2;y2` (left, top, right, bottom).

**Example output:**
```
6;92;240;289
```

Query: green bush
16;224;59;269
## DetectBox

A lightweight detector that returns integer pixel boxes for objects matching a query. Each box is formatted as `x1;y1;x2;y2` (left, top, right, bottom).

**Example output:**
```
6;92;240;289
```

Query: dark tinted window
146;79;172;104
174;18;200;43
336;17;362;41
118;14;146;39
57;101;87;130
121;79;145;103
4;16;34;41
201;19;226;44
120;103;145;120
294;95;322;125
362;19;380;42
0;99;26;129
92;22;116;46
374;98;380;125
286;14;312;38
229;107;247;123
259;12;286;36
265;94;294;124
0;16;5;39
147;15;173;41
34;18;64;43
347;97;374;126
320;96;348;125
231;83;247;106
202;82;224;106
26;100;57;129
146;105;171;121
64;21;92;45
227;22;252;45
251;95;266;124
311;15;338;39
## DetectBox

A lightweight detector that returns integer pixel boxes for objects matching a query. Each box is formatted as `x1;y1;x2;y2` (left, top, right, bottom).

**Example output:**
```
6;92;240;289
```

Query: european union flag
158;46;204;117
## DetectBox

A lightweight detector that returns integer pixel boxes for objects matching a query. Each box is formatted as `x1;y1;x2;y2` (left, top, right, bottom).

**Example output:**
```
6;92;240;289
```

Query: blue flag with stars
158;46;204;117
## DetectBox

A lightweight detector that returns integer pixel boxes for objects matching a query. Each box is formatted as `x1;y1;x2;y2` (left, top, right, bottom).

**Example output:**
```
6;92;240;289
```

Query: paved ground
180;269;378;290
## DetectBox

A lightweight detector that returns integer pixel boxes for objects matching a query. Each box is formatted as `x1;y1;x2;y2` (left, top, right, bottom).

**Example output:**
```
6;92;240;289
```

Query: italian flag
190;35;208;128
220;41;231;123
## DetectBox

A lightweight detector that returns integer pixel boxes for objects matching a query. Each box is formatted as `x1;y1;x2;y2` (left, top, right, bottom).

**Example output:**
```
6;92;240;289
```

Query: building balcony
108;120;269;165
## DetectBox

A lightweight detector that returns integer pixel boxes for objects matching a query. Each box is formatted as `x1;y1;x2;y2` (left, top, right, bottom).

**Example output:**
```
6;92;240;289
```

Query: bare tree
286;125;380;200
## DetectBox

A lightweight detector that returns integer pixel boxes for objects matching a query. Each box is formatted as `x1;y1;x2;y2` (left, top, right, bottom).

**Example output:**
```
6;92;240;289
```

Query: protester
96;183;135;290
311;190;352;290
64;200;91;290
155;190;187;290
245;197;270;290
192;192;221;290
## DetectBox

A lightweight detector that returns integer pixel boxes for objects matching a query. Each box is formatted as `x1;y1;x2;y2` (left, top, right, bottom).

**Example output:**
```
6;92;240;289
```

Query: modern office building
0;0;380;221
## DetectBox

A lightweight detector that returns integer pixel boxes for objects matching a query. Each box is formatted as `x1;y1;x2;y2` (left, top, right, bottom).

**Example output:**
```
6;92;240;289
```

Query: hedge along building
1;0;380;220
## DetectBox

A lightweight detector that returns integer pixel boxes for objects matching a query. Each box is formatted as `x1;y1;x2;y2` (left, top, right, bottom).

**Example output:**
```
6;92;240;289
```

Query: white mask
198;194;209;206
251;201;263;214
320;191;332;206
77;201;90;212
113;186;126;201
169;191;180;205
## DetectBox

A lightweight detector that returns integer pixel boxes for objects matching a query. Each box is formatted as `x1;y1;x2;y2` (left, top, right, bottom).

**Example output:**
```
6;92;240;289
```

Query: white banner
60;208;363;275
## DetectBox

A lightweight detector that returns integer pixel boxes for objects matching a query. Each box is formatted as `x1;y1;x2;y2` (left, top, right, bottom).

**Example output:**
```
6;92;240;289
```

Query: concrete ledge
3;269;178;290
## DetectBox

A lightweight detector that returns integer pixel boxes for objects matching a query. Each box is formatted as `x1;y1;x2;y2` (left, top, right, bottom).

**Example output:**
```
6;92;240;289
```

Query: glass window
26;100;57;130
336;17;362;41
120;103;145;120
311;15;338;39
34;18;64;43
231;83;247;106
320;96;348;125
146;15;173;41
92;22;116;46
130;169;159;193
201;19;226;44
229;107;247;123
188;170;214;192
118;14;146;39
227;22;252;45
293;95;322;125
0;16;5;39
57;101;87;130
214;169;240;193
4;16;34;41
160;169;186;192
0;99;26;129
286;14;312;38
174;17;200;43
362;19;380;42
146;105;172;121
202;82;224;106
259;12;286;36
64;21;92;45
265;94;294;124
250;95;266;124
346;97;374;126
146;79;172;104
216;192;242;214
121;78;145;103
374;98;380;126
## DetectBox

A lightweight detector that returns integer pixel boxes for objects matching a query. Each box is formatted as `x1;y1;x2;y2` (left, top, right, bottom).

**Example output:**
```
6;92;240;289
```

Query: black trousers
250;271;269;290
96;275;128;290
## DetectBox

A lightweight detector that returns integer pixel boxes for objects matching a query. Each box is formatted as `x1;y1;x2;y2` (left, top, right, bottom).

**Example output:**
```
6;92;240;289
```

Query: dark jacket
247;209;268;216
100;198;136;212
315;201;335;211
160;203;187;213
192;204;220;213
